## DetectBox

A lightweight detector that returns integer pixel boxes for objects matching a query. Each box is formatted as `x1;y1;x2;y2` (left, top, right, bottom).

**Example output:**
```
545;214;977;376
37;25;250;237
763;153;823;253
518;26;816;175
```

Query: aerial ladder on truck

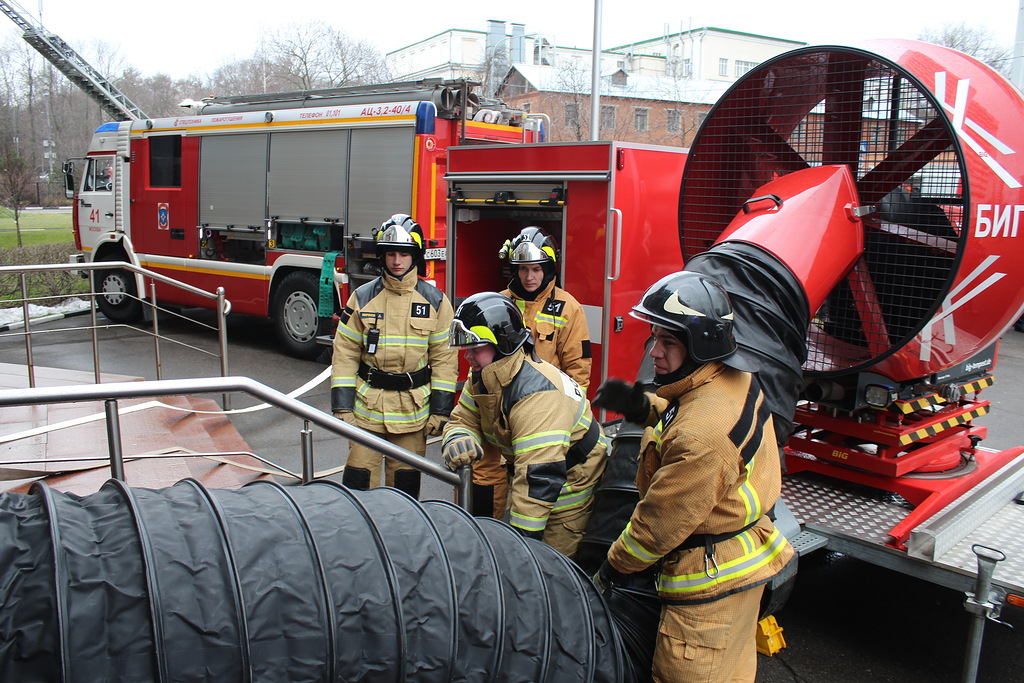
0;0;146;121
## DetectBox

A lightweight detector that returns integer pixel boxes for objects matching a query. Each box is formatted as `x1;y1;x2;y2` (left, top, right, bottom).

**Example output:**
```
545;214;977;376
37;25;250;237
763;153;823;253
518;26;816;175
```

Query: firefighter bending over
331;214;458;498
592;271;795;683
441;292;606;558
471;227;593;519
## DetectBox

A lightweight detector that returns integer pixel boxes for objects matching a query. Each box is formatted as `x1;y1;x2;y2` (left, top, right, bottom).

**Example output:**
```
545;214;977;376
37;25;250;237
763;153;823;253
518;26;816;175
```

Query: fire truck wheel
272;271;328;359
94;262;144;323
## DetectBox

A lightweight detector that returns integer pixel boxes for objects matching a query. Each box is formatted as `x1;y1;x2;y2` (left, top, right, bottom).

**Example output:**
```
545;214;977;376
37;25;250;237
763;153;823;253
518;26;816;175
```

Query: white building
387;20;805;87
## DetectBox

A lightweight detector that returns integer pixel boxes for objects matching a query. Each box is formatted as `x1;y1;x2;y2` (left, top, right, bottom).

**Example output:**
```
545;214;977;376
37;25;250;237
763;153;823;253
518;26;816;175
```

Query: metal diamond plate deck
783;474;911;546
782;473;1024;597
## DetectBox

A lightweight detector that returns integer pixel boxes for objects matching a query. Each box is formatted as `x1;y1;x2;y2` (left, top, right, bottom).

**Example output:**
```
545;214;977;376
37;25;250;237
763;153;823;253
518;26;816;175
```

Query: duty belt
673;520;759;552
358;362;431;391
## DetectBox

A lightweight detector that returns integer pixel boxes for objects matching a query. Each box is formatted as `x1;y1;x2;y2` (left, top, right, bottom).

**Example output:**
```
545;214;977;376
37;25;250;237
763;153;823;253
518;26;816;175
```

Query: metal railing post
19;273;35;388
962;544;1007;683
301;420;314;484
90;286;101;383
150;280;163;380
103;399;126;482
216;287;230;410
457;465;473;511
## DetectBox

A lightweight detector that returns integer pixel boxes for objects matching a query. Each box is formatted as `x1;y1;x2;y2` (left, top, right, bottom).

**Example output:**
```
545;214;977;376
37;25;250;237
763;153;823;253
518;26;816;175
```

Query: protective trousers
539;494;595;560
471;444;509;519
342;429;426;499
652;584;764;683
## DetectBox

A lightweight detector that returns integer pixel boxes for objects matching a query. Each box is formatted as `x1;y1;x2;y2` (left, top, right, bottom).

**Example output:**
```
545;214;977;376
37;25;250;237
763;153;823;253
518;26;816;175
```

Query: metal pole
150;280;162;380
216;287;231;410
19;273;35;388
457;465;473;511
589;0;603;141
90;286;101;383
961;544;1007;683
1013;0;1024;90
104;399;126;482
301;420;314;484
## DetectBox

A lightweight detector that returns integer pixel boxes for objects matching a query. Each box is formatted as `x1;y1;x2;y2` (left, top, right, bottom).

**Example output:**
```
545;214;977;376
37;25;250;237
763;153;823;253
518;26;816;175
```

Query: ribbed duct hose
0;478;638;683
685;242;810;445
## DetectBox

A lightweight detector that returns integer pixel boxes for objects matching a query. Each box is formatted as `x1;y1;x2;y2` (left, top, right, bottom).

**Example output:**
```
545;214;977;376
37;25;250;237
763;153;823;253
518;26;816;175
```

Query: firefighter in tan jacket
440;292;607;558
471;227;593;519
592;271;795;683
331;214;457;498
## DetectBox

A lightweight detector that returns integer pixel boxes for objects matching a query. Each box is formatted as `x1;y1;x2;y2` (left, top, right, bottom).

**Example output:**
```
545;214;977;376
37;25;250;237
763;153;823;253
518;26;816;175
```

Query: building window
719;58;729;77
634;108;648;132
601;105;616;131
564;102;580;127
735;60;758;77
667;109;681;133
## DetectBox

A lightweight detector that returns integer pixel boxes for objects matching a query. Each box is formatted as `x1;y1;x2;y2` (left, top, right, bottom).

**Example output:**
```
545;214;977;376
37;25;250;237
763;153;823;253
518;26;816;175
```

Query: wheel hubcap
283;291;317;343
101;273;127;306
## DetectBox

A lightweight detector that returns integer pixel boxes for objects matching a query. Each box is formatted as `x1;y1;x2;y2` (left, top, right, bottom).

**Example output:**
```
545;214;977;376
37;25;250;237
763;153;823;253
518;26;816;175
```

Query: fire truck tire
93;261;143;323
272;271;327;359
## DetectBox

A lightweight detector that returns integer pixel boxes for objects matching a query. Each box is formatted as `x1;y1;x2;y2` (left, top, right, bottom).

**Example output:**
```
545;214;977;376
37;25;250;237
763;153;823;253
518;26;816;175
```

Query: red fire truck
66;79;543;358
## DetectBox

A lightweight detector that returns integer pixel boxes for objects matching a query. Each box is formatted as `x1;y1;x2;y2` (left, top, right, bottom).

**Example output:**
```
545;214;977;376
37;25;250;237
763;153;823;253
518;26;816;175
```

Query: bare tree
918;23;1011;75
554;59;592;142
265;21;389;91
0;143;34;247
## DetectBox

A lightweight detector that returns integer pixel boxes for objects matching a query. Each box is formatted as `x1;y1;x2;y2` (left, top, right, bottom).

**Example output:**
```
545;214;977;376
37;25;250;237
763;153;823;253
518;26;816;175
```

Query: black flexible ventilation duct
685;241;810;445
0;478;642;683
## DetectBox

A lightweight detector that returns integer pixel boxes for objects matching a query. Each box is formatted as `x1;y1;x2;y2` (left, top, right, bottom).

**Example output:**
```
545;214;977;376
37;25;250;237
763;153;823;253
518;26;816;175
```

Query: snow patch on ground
0;298;91;326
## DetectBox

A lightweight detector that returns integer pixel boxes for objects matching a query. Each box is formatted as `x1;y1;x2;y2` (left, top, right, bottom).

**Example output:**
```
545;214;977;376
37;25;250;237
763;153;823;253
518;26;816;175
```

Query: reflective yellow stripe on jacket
656;527;789;596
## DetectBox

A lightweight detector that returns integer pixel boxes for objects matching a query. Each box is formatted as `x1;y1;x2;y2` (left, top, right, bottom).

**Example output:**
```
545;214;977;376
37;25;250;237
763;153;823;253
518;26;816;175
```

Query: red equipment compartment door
446;142;688;398
130;135;198;261
129;134;206;307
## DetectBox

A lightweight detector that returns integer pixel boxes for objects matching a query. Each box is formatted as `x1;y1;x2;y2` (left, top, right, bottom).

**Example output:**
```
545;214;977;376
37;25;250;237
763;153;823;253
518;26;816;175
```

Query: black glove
593;379;650;423
592;559;631;594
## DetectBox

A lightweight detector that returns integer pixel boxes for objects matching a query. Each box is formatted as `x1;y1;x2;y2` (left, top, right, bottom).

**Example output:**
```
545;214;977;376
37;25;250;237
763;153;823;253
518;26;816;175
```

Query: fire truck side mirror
62;161;75;199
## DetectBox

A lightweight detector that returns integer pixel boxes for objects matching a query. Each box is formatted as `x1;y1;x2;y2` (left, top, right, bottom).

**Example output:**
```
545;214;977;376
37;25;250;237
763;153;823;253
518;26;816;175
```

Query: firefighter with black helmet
591;270;795;682
467;227;593;519
441;291;607;558
331;214;458;498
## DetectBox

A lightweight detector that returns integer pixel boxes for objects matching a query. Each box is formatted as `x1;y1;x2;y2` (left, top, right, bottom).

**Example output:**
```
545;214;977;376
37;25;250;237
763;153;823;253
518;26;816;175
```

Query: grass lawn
0;211;75;248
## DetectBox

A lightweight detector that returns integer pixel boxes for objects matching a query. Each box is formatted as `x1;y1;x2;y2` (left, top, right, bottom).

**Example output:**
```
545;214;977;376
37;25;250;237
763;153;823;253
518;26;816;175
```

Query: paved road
2;307;1023;682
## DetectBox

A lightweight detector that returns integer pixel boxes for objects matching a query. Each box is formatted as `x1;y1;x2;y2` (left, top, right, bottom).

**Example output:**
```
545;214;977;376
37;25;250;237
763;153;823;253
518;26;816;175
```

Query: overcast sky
8;0;1022;81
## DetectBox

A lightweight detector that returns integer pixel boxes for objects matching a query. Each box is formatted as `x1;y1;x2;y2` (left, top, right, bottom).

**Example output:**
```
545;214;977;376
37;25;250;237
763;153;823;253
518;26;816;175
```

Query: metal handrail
1;261;231;404
0;375;471;503
1;261;232;308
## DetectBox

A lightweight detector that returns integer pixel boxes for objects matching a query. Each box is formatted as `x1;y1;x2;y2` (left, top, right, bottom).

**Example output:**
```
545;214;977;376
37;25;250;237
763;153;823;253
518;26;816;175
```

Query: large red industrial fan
678;40;1024;548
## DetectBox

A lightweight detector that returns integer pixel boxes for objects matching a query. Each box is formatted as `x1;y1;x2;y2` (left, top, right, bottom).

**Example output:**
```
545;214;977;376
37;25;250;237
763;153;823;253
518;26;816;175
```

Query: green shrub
0;243;88;307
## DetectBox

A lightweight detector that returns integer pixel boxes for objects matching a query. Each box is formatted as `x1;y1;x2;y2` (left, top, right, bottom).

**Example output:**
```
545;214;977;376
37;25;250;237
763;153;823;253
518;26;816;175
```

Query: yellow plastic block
756;615;787;656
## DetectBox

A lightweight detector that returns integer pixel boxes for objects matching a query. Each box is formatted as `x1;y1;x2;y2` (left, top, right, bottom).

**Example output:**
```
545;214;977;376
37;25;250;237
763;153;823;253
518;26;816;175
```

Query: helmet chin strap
383;262;419;282
654;356;703;386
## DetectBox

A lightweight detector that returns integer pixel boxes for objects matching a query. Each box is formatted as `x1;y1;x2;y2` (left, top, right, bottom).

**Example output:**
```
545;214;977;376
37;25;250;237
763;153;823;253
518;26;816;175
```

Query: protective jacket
444;349;608;536
331;267;457;433
501;279;591;390
607;361;794;604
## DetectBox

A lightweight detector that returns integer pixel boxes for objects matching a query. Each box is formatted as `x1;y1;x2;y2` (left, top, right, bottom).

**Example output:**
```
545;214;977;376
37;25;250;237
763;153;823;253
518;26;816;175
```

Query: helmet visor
509;240;553;264
449;318;498;349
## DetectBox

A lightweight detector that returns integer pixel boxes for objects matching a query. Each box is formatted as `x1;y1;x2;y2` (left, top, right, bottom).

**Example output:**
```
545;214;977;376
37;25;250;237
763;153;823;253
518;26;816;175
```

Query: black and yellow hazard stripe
891;376;994;414
899;405;989;446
